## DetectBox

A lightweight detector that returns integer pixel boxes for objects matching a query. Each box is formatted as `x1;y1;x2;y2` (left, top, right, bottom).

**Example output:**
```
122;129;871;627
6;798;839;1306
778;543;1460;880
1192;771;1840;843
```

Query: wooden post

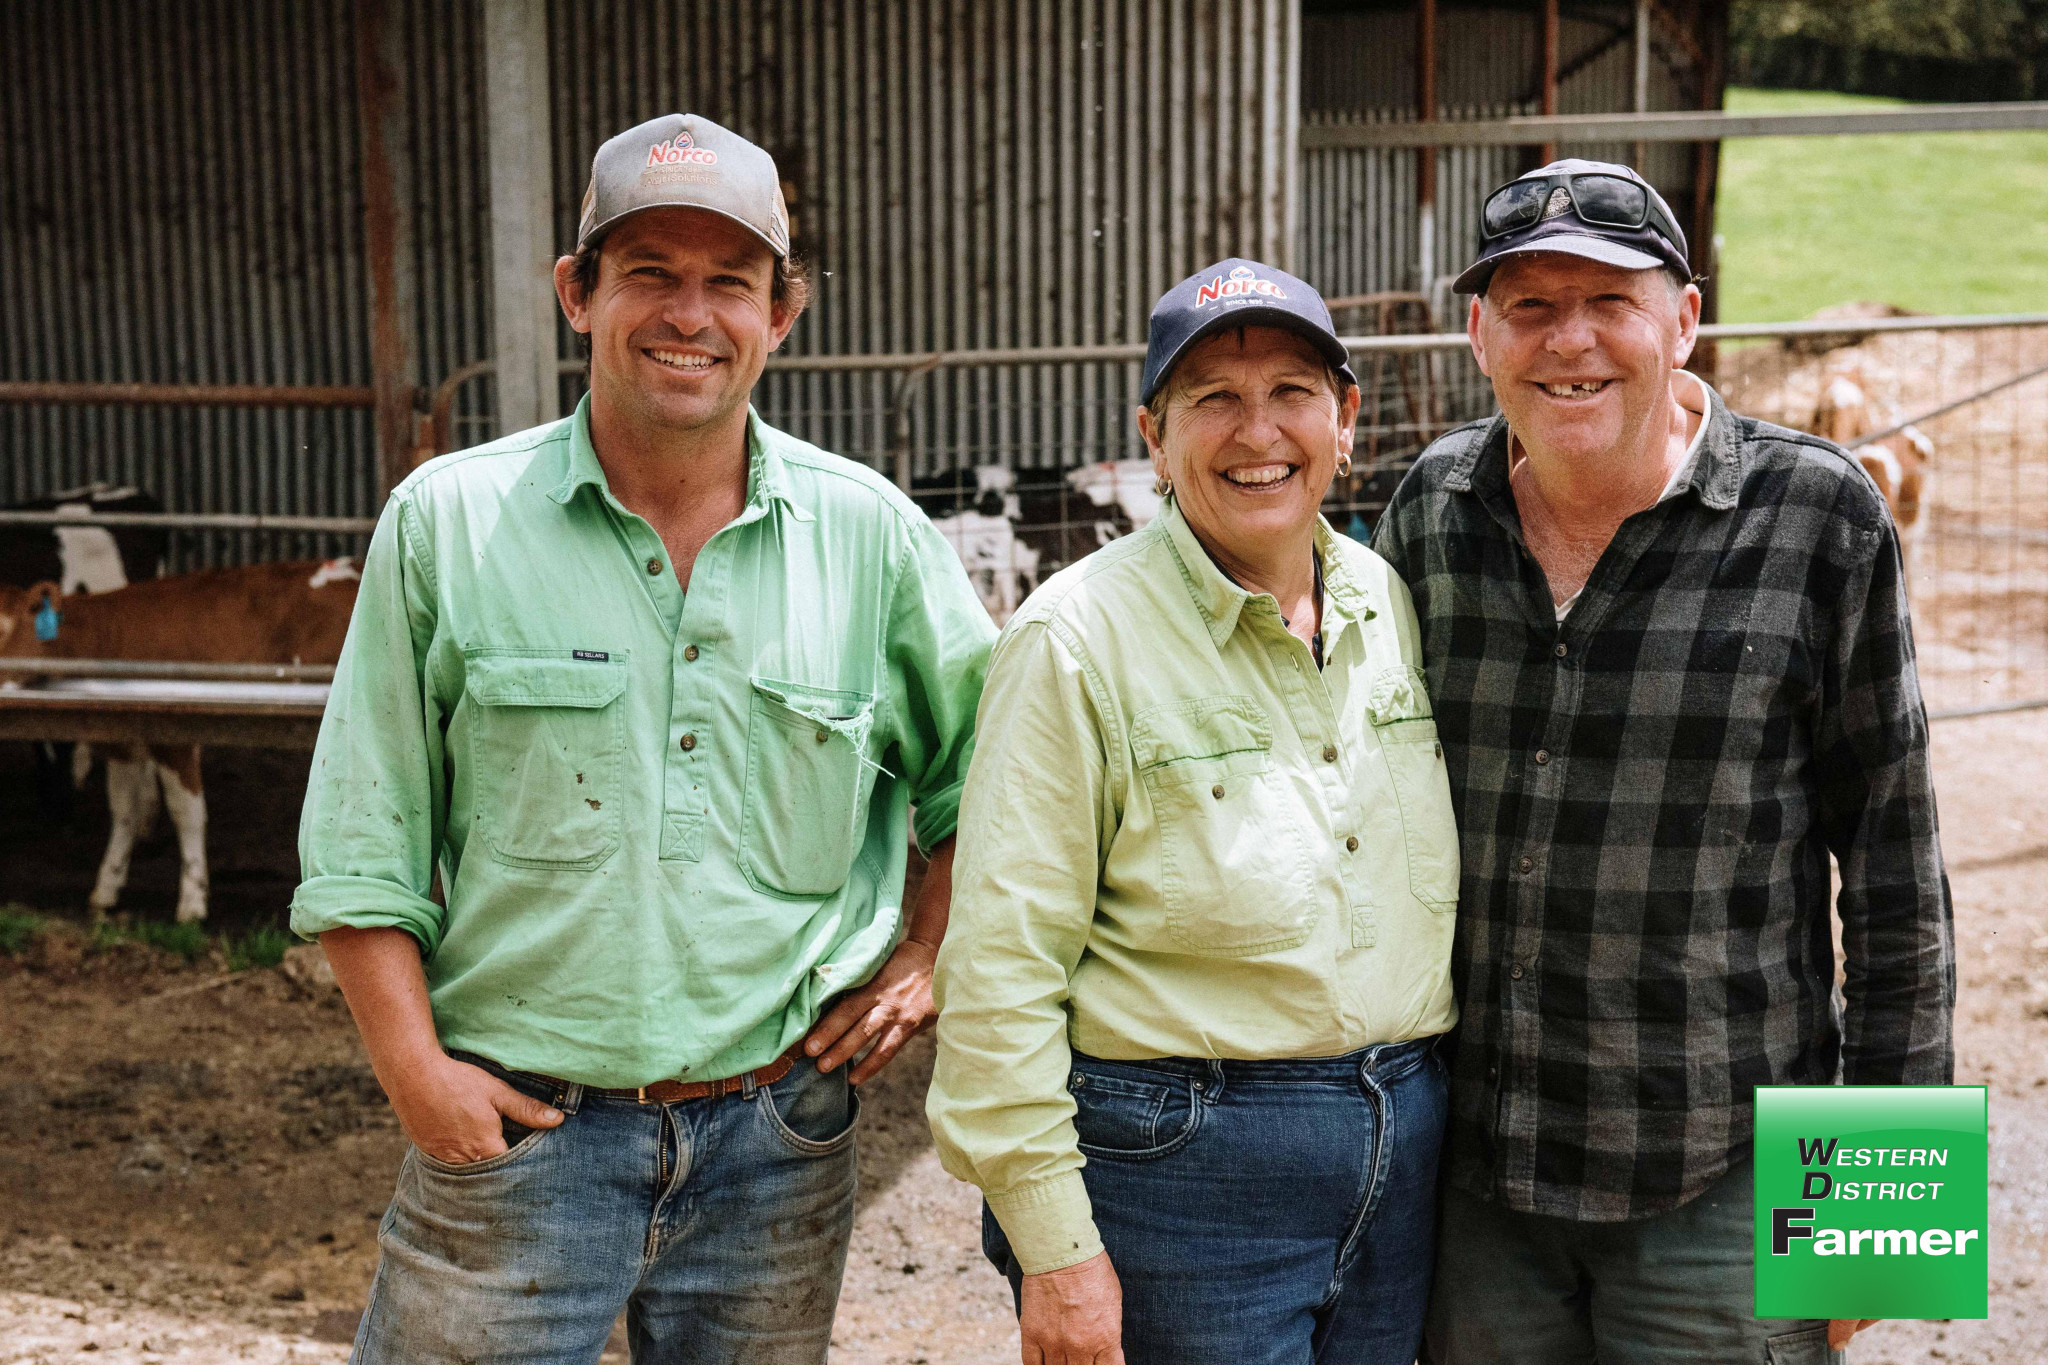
1689;0;1730;381
1633;0;1652;169
1417;0;1438;295
1540;0;1559;164
356;0;418;500
484;0;561;438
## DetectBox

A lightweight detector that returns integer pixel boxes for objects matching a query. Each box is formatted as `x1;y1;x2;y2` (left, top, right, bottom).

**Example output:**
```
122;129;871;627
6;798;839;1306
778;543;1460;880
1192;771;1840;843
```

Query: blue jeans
982;1036;1448;1365
1426;1161;1842;1365
352;1051;859;1364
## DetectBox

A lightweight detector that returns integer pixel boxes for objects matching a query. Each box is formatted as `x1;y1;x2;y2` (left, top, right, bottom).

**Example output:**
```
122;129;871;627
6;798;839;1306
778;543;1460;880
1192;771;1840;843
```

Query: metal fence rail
9;313;2048;720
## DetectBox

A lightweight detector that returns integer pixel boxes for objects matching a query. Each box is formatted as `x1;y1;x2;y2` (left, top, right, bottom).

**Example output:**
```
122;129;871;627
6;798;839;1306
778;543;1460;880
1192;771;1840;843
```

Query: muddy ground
1;707;2044;1364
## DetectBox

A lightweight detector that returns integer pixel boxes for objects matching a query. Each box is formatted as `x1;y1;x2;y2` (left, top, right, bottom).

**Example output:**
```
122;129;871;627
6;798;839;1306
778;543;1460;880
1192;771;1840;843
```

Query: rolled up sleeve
928;618;1117;1274
290;497;449;955
885;513;996;854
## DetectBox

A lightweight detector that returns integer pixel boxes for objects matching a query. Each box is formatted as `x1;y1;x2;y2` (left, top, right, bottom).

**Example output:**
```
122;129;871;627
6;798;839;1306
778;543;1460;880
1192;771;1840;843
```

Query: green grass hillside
1717;87;2048;321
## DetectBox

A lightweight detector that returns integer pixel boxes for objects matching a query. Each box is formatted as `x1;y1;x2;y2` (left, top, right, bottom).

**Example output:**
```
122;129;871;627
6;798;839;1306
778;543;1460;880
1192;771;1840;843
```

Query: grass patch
1717;87;2048;322
96;918;213;963
226;924;294;973
0;904;43;956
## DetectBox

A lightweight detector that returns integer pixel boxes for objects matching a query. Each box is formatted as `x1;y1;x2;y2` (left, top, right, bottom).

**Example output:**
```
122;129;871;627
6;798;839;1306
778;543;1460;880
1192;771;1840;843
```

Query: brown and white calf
1810;367;1934;566
0;558;359;923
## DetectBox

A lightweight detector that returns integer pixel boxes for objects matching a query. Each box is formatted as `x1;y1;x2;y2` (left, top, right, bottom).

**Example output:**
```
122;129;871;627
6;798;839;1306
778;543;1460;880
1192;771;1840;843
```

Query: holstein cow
0;483;167;594
918;460;1164;624
2;485;169;816
1810;366;1934;568
0;559;359;923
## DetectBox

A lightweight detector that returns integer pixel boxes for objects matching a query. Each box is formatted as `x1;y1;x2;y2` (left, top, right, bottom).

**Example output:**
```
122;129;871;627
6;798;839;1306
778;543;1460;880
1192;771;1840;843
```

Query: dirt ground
1;706;2044;1365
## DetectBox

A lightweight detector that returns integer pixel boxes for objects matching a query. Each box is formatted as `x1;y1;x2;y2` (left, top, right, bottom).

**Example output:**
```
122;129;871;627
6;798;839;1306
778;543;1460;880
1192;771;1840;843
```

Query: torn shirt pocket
740;676;879;898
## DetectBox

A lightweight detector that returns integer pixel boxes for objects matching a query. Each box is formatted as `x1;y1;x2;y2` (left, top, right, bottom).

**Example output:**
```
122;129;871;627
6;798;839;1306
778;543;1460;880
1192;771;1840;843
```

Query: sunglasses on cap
1480;171;1685;249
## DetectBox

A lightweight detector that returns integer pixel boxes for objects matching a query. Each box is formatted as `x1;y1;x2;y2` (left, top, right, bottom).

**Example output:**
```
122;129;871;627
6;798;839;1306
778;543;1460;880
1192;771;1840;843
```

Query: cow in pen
0;558;360;923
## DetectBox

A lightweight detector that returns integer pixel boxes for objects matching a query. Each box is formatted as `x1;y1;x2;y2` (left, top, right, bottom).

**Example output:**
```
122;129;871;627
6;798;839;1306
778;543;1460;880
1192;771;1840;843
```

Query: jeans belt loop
1203;1058;1226;1102
556;1081;584;1116
740;1071;760;1101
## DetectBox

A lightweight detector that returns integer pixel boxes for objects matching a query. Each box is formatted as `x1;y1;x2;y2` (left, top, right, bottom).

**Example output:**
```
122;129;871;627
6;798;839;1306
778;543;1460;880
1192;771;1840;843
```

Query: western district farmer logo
1755;1086;1988;1320
1194;265;1286;306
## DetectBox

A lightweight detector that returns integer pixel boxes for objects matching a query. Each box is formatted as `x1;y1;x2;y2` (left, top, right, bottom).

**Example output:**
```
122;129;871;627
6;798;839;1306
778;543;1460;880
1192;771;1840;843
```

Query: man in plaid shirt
1372;160;1954;1364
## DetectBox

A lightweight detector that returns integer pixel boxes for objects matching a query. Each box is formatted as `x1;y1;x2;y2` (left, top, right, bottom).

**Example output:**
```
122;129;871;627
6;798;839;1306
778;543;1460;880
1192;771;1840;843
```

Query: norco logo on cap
645;129;718;170
1194;264;1286;307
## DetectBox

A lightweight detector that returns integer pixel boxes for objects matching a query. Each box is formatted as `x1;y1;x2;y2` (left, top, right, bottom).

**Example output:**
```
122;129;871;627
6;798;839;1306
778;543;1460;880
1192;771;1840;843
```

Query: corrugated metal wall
1299;2;1704;304
0;0;496;568
1;0;1714;551
545;0;1301;477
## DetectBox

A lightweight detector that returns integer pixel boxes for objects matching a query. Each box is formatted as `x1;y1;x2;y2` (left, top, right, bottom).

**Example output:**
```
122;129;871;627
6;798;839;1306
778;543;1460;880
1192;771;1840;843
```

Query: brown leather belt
538;1046;801;1105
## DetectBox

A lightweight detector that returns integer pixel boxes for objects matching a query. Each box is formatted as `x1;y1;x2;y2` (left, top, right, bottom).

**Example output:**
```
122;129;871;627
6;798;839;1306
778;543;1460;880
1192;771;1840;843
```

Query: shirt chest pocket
741;677;879;899
1367;666;1460;912
1132;696;1315;956
465;651;629;871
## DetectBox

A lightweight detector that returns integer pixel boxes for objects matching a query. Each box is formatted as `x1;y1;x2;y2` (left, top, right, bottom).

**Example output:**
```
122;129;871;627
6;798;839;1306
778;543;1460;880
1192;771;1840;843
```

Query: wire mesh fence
1712;319;2048;718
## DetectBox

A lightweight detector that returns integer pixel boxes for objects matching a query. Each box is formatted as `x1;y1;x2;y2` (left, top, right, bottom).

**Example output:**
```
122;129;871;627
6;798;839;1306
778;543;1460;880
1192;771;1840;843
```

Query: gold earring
1153;475;1173;497
1335;452;1353;477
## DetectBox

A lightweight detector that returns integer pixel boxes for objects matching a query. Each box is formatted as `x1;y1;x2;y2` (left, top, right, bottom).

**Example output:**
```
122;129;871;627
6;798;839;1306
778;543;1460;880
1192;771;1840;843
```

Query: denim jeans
1425;1160;1843;1365
352;1051;859;1365
982;1036;1448;1365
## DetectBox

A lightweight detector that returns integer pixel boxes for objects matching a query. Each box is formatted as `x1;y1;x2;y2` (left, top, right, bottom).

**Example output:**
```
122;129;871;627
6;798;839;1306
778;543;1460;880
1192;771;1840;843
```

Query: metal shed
0;0;1729;566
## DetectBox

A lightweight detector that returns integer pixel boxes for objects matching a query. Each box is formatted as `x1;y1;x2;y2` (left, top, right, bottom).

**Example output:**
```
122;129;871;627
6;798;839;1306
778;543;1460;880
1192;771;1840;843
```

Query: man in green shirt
292;114;992;1365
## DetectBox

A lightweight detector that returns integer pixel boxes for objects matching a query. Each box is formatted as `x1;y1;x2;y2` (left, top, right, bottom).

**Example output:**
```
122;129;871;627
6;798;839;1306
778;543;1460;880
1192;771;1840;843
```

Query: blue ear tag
33;593;61;642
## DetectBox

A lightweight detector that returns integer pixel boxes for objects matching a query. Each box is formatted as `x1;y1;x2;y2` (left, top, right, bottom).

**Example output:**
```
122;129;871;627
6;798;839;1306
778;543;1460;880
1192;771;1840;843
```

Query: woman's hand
1019;1251;1125;1365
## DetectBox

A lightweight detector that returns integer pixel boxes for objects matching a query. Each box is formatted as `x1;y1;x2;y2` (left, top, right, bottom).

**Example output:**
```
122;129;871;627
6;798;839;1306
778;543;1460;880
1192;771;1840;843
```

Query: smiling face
555;207;796;442
1137;326;1359;568
1470;254;1700;467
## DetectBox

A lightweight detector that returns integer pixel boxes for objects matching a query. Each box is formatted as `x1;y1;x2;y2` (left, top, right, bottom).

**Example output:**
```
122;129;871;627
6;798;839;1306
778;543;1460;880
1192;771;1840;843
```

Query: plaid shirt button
1517;855;1533;874
1535;749;1550;765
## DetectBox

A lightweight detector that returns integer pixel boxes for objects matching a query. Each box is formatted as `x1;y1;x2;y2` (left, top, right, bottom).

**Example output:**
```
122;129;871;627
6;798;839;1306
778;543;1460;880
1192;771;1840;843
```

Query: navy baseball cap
1452;158;1690;295
1140;259;1357;405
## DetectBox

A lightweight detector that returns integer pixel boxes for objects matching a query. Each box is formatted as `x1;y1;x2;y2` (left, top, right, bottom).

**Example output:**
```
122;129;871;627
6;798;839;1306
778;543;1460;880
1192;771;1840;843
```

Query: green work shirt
291;399;994;1088
927;499;1460;1275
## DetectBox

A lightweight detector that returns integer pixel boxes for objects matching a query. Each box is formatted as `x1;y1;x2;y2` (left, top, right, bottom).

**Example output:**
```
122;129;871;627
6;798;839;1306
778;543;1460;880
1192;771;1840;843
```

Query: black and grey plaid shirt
1371;387;1954;1222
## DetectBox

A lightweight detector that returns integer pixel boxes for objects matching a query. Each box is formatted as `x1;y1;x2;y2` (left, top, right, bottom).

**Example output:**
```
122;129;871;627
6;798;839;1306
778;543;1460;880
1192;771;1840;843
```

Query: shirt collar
1445;370;1742;513
547;397;813;522
1160;496;1372;649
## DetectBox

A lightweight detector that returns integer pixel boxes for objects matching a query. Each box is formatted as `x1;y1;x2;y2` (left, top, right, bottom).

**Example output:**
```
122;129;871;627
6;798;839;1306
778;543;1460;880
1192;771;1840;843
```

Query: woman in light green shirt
928;261;1461;1365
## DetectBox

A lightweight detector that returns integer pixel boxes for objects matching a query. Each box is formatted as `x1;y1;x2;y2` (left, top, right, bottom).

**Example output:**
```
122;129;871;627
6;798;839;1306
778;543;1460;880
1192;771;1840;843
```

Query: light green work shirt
291;399;993;1088
927;499;1460;1274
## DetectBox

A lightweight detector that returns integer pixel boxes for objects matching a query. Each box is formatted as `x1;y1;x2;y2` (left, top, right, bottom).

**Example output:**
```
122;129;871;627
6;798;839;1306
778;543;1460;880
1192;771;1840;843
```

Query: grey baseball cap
576;113;790;257
1452;158;1690;295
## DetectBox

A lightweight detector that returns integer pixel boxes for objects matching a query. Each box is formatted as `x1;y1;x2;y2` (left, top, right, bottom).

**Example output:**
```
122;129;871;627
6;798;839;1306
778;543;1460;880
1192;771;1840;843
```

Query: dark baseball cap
577;113;790;257
1141;259;1358;405
1452;158;1690;295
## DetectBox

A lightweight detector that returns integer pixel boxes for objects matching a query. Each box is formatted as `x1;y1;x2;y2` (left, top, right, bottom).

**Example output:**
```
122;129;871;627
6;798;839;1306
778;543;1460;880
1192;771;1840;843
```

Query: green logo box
1754;1086;1988;1320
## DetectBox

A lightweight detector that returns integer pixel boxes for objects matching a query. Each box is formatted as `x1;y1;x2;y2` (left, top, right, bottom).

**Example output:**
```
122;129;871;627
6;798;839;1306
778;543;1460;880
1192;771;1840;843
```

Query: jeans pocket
760;1062;863;1156
1765;1326;1842;1365
410;1120;553;1176
1068;1059;1201;1161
